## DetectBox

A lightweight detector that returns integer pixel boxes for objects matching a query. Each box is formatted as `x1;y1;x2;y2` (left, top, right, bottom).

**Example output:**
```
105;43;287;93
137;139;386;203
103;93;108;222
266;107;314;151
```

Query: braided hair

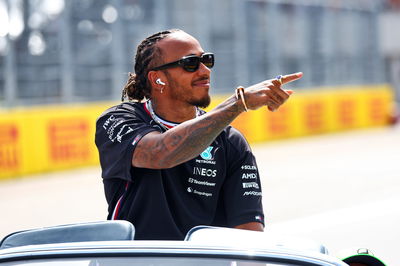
121;29;181;102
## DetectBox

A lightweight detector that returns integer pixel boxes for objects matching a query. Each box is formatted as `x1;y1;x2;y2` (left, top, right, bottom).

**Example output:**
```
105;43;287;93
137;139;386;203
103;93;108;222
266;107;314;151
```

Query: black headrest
0;220;135;249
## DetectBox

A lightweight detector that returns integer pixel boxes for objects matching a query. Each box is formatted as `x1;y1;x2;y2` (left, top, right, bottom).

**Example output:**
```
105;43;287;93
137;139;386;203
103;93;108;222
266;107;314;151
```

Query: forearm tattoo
133;95;243;169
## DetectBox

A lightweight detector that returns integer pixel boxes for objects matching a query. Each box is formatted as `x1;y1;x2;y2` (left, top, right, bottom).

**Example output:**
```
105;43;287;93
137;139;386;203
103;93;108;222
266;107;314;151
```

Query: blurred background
1;0;400;264
0;0;399;106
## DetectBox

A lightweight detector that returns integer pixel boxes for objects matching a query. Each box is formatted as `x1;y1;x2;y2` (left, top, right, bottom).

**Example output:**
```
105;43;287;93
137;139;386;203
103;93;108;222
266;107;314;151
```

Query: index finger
279;72;303;85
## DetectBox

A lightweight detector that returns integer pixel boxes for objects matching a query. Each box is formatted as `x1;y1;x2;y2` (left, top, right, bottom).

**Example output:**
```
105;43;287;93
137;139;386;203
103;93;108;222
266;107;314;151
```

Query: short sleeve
222;127;265;227
95;104;157;181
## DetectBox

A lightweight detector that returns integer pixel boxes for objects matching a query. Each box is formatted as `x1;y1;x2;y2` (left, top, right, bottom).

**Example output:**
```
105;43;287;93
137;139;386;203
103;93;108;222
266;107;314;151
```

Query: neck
150;98;197;123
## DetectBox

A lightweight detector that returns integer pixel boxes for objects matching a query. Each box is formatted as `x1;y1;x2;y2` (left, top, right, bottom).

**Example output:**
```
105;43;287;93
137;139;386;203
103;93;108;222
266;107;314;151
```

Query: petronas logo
200;146;213;160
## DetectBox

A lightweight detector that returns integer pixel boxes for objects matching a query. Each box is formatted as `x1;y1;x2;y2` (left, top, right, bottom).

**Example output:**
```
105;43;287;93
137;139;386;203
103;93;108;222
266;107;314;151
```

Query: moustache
193;76;210;83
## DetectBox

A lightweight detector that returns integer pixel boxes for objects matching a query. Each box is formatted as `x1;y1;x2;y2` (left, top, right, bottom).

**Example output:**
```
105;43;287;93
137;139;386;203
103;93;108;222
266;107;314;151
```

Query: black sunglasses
151;53;214;72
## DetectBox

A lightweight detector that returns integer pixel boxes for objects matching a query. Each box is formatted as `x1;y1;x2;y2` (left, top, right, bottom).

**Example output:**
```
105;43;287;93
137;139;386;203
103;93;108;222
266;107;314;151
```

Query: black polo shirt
95;102;264;240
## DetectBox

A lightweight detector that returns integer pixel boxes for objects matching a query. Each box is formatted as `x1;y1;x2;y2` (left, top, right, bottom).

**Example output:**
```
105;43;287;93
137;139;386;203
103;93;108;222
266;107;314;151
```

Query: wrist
235;86;248;112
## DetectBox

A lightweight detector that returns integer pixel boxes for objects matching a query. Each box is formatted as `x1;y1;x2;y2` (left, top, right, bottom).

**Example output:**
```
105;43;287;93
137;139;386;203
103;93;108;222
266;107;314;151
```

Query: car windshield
1;257;307;266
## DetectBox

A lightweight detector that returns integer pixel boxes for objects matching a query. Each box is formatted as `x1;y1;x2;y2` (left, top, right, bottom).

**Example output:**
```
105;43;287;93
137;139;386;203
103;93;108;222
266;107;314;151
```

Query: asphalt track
1;124;399;264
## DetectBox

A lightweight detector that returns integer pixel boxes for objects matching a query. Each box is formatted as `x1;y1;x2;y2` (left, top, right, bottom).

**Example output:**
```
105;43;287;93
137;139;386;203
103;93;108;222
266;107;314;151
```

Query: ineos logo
193;167;217;177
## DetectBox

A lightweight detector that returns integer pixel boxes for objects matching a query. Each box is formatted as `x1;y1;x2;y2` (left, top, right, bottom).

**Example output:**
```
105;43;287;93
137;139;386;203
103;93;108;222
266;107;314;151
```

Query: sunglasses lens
182;57;200;72
181;53;214;72
201;54;214;68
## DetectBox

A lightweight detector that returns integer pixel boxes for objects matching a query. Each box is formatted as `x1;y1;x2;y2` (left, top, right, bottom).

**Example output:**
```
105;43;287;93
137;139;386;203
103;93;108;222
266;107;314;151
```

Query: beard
188;94;211;109
164;71;211;109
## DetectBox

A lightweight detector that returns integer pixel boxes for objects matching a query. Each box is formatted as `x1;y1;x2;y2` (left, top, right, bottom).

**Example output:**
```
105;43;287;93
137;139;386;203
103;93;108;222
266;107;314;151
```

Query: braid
122;29;181;102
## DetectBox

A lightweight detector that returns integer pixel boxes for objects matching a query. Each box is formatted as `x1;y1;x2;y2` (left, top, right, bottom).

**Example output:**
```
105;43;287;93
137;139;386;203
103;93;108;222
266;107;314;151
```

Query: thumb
286;90;294;95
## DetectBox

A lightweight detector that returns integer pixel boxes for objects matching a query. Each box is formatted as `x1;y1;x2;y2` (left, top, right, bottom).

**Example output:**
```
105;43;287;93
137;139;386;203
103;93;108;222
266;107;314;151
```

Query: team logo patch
200;146;213;160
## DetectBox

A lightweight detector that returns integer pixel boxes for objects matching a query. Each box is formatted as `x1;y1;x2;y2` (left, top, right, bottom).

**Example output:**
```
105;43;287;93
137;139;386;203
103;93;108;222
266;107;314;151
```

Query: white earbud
156;78;166;85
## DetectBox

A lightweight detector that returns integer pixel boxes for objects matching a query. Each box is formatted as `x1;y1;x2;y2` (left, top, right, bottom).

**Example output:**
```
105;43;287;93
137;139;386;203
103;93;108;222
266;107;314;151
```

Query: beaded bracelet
235;86;248;112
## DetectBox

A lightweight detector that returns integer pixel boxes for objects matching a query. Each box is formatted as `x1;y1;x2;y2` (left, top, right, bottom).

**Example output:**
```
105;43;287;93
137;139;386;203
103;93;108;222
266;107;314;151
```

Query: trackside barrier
0;103;111;179
0;85;394;179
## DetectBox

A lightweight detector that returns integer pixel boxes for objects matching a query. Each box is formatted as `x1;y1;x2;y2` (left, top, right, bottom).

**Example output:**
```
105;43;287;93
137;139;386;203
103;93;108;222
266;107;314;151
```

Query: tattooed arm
132;94;242;169
132;72;302;169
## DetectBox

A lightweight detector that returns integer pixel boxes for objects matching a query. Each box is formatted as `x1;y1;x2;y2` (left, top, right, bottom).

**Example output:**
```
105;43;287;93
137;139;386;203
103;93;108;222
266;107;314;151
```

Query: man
95;29;302;240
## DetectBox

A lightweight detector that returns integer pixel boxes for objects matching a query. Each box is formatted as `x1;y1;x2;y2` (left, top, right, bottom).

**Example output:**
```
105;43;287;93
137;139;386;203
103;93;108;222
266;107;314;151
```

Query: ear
148;70;166;88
